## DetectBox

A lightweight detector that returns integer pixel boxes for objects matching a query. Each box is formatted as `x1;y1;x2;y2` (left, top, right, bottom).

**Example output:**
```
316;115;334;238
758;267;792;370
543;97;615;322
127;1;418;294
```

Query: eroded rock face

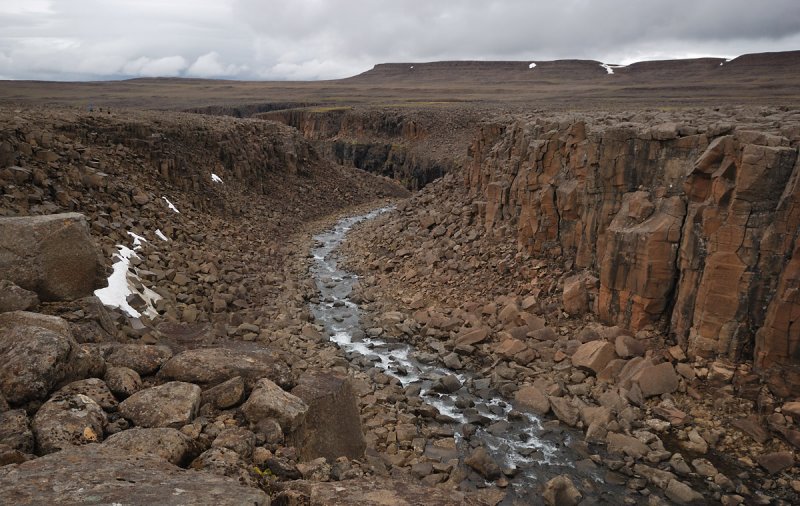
0;213;104;301
0;445;269;505
465;120;800;391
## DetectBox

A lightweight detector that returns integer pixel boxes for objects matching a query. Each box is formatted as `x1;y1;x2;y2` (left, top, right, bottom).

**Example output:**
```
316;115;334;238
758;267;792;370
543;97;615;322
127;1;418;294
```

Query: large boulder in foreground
158;347;293;389
0;445;268;505
0;311;105;404
288;370;366;462
0;213;104;301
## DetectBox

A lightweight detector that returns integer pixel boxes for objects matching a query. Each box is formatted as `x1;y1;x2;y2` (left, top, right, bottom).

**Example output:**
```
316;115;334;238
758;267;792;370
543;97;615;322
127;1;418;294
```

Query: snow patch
155;229;169;241
600;63;627;75
162;196;179;213
94;237;161;319
211;173;223;183
528;62;536;69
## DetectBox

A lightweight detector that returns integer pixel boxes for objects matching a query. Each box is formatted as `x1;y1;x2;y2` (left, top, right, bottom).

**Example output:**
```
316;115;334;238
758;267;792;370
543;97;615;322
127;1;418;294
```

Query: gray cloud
0;0;798;81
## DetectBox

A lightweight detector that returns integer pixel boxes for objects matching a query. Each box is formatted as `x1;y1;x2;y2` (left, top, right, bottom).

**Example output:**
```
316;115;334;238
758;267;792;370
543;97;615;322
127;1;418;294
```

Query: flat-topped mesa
465;115;800;393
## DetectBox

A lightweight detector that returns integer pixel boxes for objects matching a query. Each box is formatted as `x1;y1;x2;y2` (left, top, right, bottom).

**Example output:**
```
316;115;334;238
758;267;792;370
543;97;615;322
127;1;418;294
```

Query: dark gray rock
0;280;38;313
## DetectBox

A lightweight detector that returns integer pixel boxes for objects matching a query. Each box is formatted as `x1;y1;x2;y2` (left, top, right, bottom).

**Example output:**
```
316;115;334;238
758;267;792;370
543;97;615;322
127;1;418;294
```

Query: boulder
514;385;550;416
543;475;582;506
615;334;646;358
756;451;795;474
54;378;117;411
0;409;34;453
158;347;292;389
607;432;650;459
119;381;201;428
0;445;268;505
549;396;579;426
242;377;308;433
665;479;704;504
0;279;38;312
571;340;616;374
464;446;501;480
103;427;196;466
288;370;366;462
105;344;173;376
104;366;142;398
190;447;255;487
211;427;256;460
0;213;104;301
455;327;490;346
201;376;246;409
32;393;107;454
633;362;679;397
563;273;596;316
0;311;103;404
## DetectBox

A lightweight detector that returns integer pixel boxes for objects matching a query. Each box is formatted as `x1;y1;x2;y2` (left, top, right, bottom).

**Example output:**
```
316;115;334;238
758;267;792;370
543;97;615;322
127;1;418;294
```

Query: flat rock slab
0;213;104;301
0;445;268;505
279;477;485;505
119;381;200;428
158;347;292;389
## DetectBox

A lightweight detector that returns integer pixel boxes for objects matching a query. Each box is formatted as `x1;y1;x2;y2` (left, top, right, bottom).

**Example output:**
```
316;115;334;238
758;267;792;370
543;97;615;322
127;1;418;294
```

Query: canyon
0;52;799;505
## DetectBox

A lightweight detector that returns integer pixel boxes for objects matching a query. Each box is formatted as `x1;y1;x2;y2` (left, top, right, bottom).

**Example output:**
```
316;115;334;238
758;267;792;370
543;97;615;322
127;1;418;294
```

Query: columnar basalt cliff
464;111;800;392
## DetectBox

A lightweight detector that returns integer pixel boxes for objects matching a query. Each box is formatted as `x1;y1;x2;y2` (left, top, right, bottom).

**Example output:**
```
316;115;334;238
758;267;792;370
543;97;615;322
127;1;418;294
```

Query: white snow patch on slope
94;238;161;319
211;173;223;183
600;63;627;75
155;229;169;241
162;196;180;213
128;231;146;247
528;62;536;69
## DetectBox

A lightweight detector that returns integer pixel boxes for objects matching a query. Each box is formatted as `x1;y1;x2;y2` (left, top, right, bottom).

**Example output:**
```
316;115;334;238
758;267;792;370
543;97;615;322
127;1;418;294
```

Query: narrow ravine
309;208;630;503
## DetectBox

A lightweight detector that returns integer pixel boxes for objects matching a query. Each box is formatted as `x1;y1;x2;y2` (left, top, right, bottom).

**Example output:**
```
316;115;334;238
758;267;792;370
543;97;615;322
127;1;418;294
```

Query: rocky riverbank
339;107;800;504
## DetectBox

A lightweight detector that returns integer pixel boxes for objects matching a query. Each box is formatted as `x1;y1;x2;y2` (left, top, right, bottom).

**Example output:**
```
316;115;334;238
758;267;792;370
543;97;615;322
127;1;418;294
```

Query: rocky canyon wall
261;108;471;189
465;112;800;393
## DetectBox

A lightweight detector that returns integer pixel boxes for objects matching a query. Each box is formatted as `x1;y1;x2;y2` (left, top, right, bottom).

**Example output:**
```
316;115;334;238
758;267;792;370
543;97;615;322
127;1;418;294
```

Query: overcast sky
1;0;799;81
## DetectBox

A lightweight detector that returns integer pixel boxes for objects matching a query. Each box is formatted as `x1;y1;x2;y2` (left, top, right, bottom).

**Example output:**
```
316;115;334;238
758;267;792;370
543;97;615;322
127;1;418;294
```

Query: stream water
309;208;626;504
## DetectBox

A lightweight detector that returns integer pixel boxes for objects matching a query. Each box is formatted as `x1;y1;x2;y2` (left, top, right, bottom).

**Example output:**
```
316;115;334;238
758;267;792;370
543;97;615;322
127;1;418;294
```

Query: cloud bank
0;0;798;81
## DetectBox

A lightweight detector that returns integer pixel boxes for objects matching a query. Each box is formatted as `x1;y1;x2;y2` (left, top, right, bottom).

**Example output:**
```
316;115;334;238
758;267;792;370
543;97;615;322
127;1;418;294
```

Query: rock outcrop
464;116;800;391
0;213;104;301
